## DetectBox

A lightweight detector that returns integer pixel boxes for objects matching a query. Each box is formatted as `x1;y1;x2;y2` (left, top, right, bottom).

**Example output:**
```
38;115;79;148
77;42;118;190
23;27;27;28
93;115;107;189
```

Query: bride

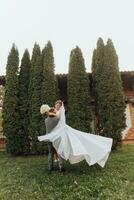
38;101;113;168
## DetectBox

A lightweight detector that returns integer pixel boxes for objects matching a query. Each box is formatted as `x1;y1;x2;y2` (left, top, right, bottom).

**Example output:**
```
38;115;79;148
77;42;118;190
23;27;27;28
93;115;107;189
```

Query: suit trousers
47;142;64;171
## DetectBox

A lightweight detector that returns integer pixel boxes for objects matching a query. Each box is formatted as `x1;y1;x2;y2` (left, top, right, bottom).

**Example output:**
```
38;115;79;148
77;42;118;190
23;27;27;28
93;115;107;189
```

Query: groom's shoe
48;166;54;173
47;168;54;174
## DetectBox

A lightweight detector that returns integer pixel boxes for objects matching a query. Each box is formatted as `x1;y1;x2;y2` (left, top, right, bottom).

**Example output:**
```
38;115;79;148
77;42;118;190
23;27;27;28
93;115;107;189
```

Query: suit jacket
45;115;60;134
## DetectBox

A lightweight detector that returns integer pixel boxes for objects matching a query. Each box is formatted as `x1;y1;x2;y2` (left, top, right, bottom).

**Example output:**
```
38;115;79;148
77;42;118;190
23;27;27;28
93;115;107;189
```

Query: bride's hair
55;100;62;106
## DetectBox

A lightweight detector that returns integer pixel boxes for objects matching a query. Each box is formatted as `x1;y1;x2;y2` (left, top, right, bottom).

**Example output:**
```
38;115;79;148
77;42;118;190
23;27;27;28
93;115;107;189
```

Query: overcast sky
0;0;134;75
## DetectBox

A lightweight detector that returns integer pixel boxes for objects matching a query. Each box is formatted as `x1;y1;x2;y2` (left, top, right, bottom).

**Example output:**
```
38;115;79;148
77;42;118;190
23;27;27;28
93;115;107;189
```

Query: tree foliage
18;49;31;154
67;46;92;132
92;38;126;149
41;41;58;106
28;44;44;154
2;44;20;154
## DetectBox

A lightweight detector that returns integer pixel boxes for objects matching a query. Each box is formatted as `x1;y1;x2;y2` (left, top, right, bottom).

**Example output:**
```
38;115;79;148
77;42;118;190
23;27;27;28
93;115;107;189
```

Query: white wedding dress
38;105;113;167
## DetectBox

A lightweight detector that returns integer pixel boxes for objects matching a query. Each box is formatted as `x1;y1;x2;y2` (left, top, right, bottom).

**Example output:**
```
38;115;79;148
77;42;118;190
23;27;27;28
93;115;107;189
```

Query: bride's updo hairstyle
55;100;62;106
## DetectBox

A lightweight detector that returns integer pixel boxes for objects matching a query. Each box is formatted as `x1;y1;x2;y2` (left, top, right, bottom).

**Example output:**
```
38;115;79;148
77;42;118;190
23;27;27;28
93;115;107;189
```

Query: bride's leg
54;151;58;162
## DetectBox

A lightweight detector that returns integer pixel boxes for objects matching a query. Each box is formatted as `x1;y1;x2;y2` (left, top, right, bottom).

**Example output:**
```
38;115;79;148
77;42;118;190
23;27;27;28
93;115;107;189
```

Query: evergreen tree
92;38;126;149
28;43;41;110
18;49;31;154
28;44;44;154
103;39;126;148
67;46;91;132
39;41;59;151
2;44;20;154
91;38;105;133
91;48;97;97
41;41;57;106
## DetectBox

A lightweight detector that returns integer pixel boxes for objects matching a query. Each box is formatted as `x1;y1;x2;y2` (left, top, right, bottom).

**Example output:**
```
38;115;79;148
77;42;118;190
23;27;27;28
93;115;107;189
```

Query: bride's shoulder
54;110;60;119
56;110;60;116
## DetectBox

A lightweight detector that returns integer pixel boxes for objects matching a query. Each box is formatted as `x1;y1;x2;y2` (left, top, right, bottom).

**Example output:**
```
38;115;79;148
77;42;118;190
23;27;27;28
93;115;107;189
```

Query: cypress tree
103;39;126;148
91;49;98;133
91;38;105;133
2;44;20;154
91;48;97;97
92;38;126;149
18;49;31;154
39;41;58;152
30;54;44;154
28;44;44;154
67;46;91;132
41;41;57;106
28;43;41;110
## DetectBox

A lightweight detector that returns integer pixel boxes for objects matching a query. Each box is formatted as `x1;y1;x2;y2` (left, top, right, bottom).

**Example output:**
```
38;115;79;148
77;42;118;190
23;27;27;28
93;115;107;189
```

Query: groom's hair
49;107;56;118
55;100;62;106
49;107;56;113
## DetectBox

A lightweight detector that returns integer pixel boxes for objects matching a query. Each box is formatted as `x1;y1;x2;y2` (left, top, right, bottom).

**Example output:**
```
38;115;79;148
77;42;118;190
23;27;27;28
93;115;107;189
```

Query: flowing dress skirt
38;124;113;168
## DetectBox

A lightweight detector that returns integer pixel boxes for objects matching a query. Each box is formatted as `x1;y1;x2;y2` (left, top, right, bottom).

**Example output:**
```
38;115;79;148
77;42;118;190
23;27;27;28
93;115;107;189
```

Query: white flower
40;104;50;114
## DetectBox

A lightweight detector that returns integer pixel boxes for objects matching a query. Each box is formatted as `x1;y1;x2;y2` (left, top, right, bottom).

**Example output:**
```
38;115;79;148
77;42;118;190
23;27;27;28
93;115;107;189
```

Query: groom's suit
45;115;64;171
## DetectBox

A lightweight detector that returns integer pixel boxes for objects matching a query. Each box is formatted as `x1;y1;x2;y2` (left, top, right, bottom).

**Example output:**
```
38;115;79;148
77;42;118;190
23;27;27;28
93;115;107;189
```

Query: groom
44;100;65;172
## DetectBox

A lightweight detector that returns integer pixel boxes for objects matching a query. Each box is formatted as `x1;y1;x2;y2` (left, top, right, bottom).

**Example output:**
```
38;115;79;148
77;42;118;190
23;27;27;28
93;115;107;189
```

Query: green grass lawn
0;145;134;200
